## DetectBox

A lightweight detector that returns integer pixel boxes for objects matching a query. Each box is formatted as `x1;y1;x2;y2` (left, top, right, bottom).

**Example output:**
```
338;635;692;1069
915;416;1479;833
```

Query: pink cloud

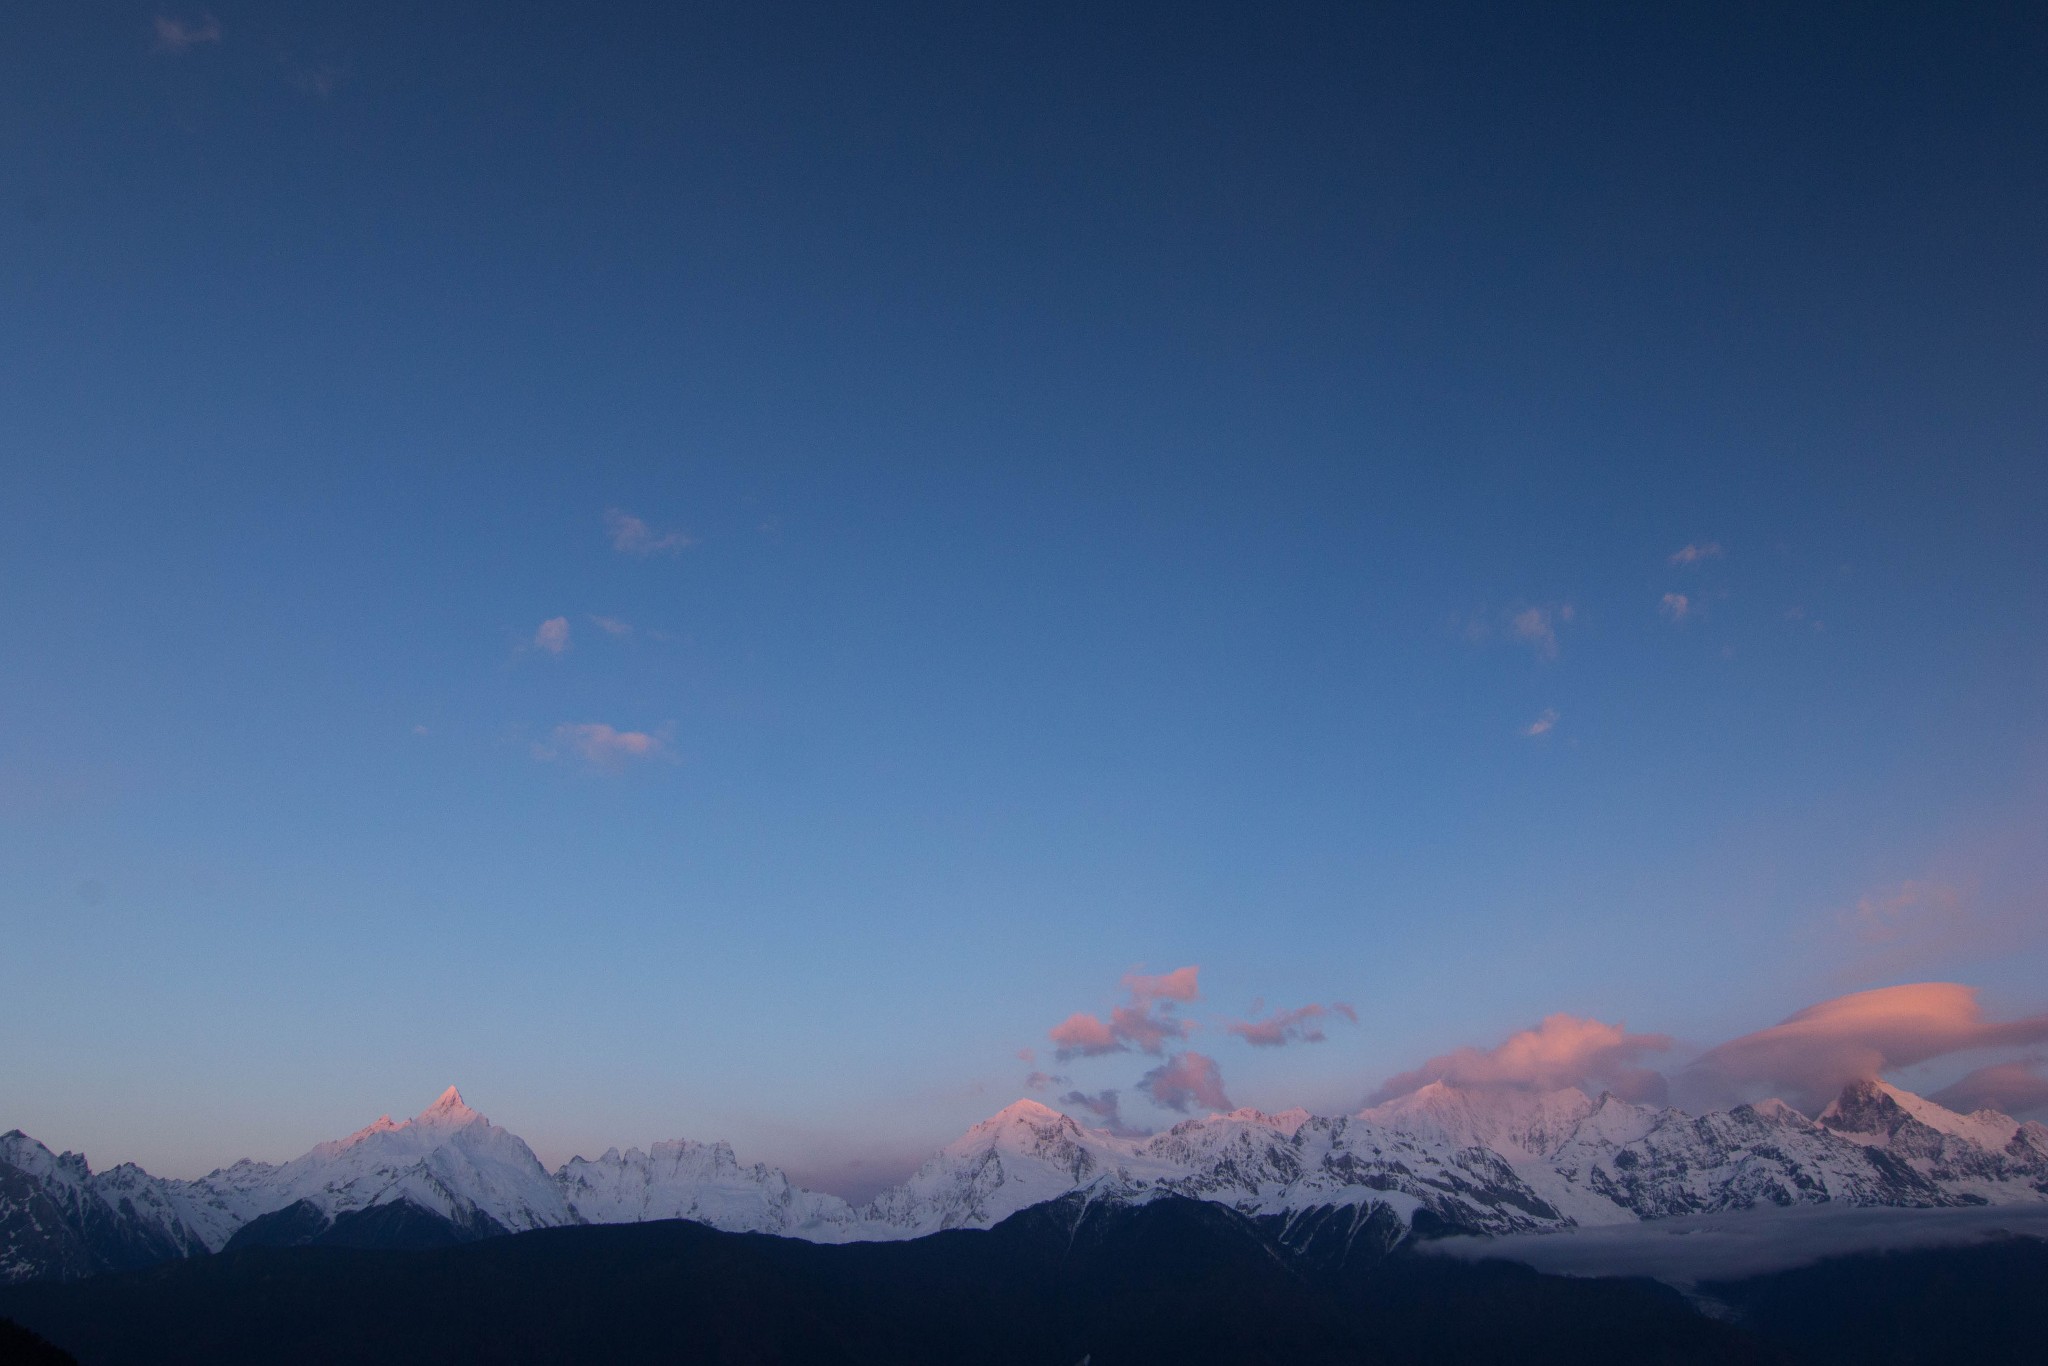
1369;1014;1674;1104
154;14;221;53
1049;1012;1120;1060
1669;542;1724;565
1048;966;1199;1060
1228;1002;1357;1048
1139;1052;1232;1114
1523;709;1559;738
535;723;671;771
1108;1002;1192;1055
606;508;691;556
1659;592;1691;622
1023;1070;1066;1093
533;616;570;654
1049;1003;1190;1061
1931;1061;2048;1119
1123;965;1201;1003
589;615;634;636
1683;983;2048;1112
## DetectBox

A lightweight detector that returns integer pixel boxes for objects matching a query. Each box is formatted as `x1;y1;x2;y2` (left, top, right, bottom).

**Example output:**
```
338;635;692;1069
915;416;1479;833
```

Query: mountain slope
0;1196;1780;1366
5;1077;2045;1285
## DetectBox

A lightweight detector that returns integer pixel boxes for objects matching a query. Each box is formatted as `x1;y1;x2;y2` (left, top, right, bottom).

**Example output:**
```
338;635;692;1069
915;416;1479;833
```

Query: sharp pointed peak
415;1085;483;1125
1818;1075;1892;1120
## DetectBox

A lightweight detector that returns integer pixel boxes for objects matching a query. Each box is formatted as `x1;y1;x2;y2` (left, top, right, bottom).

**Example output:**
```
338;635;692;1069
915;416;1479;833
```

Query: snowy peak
415;1086;483;1128
1214;1107;1312;1135
9;1074;2048;1289
1359;1082;1597;1159
1817;1077;1907;1140
1745;1098;1810;1128
1874;1081;2020;1149
1820;1077;2020;1151
554;1135;859;1239
971;1098;1068;1128
327;1115;401;1153
947;1099;1092;1159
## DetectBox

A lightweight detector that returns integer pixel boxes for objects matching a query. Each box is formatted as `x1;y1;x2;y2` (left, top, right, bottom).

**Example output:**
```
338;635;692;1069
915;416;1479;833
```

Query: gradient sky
4;2;2045;1196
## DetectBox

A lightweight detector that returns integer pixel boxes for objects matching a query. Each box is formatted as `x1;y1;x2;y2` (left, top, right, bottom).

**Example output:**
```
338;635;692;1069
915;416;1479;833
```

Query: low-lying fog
1427;1203;2048;1284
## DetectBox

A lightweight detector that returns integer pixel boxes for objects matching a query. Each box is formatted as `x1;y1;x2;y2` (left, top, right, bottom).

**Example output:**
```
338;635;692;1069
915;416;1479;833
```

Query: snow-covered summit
1821;1078;2020;1151
9;1075;2048;1287
1359;1081;1600;1159
415;1086;483;1129
557;1138;860;1240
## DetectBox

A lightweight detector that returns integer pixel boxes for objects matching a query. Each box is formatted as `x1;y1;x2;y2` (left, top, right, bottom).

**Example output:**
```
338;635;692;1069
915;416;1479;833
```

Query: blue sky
3;3;2044;1193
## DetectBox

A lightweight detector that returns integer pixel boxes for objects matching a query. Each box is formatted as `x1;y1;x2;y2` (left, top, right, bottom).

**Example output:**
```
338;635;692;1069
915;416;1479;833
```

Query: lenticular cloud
1680;982;2048;1112
1367;1014;1674;1105
1931;1060;2048;1118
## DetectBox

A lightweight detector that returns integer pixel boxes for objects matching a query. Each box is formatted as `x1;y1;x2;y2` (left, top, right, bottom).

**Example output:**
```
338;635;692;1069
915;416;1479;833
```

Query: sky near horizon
3;3;2045;1197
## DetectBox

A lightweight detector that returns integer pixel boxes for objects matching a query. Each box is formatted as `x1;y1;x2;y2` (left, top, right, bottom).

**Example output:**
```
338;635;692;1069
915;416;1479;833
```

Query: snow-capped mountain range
5;1078;2045;1284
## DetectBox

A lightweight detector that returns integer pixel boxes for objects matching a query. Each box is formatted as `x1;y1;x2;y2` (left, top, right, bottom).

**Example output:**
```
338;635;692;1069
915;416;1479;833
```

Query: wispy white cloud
1509;604;1573;659
1845;880;1967;948
533;616;571;654
589;615;633;637
606;508;691;556
1786;605;1826;632
290;63;346;99
1659;592;1691;622
533;723;672;771
1465;603;1576;660
1523;708;1560;738
153;14;221;53
1669;542;1723;565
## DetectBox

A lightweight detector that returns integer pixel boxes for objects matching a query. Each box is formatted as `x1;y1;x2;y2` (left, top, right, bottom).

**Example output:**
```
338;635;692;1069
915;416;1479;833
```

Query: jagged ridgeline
6;1078;2047;1285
